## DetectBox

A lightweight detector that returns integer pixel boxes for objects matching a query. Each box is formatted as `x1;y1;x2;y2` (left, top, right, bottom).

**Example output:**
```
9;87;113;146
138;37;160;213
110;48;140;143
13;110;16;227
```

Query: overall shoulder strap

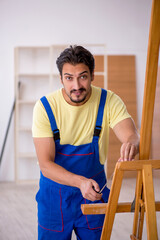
40;96;60;141
93;89;107;138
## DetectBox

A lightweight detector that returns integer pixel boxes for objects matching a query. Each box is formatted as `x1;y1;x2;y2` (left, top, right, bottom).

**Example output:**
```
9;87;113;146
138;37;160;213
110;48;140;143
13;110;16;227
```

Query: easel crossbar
117;159;160;171
81;201;160;215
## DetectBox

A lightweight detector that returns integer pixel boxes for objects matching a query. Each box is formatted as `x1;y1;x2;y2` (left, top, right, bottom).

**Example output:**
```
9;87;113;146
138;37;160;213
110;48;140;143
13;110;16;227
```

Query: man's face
61;63;94;106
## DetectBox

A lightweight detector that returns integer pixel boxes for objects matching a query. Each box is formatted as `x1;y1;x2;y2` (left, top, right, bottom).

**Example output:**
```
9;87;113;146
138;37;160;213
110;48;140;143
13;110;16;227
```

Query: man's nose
73;79;81;89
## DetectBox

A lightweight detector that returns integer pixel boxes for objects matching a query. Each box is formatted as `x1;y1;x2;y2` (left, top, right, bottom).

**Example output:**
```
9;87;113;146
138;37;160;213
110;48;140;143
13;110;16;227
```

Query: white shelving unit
14;44;107;182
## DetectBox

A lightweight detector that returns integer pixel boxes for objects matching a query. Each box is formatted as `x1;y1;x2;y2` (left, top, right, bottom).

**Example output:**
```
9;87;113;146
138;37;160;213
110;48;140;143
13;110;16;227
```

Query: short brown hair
56;45;95;76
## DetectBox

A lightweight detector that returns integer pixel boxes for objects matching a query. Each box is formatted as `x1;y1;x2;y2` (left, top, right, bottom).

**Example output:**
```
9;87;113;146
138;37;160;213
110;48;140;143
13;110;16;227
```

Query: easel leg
100;166;124;240
137;197;145;240
131;171;143;239
142;165;158;240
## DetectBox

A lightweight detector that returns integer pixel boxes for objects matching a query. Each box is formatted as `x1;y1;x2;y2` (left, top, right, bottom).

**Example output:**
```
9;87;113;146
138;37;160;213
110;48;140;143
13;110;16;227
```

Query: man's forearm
40;160;102;201
40;160;85;188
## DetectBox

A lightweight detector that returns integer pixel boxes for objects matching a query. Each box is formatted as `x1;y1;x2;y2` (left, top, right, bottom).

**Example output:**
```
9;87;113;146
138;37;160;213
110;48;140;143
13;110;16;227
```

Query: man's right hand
79;177;102;202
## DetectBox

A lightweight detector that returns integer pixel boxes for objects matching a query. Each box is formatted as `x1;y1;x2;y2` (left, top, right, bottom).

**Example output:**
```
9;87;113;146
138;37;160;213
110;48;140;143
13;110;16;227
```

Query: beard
69;88;87;103
69;95;87;103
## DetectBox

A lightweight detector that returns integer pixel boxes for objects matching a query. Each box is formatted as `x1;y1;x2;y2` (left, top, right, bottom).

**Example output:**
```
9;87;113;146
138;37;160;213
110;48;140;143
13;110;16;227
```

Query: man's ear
91;72;94;82
60;75;63;84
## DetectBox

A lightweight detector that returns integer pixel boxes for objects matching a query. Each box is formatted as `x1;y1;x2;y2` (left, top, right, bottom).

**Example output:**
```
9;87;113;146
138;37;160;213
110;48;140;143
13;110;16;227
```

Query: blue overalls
36;89;110;240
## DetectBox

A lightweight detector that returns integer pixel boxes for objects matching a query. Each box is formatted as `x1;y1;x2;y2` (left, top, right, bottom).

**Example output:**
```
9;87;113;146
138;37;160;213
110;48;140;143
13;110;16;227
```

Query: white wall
0;0;155;181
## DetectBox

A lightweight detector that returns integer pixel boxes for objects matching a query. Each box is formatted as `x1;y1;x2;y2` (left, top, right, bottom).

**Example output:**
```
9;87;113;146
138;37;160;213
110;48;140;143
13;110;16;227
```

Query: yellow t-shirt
32;85;131;164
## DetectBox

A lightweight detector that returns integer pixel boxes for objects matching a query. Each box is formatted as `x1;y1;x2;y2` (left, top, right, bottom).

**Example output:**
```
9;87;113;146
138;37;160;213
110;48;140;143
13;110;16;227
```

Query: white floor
0;177;159;240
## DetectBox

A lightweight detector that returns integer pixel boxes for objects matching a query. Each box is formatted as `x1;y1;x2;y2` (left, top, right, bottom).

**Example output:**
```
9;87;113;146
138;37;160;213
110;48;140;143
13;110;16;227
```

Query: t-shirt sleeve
32;100;53;138
108;92;131;129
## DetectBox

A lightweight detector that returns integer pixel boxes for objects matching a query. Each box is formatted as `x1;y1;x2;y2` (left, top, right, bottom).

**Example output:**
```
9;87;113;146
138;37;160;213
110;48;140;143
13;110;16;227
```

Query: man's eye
66;76;72;80
80;75;87;79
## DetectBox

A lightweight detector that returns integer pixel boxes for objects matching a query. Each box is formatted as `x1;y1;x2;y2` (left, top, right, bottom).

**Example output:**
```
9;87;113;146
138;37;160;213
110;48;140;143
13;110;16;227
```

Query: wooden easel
81;0;160;239
81;160;160;239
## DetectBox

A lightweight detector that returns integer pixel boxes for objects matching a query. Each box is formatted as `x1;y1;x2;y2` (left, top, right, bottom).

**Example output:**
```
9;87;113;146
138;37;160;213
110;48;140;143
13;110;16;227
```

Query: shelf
14;44;107;182
17;46;50;49
17;73;50;78
17;73;59;77
18;153;37;159
94;72;106;76
18;127;32;132
17;100;36;105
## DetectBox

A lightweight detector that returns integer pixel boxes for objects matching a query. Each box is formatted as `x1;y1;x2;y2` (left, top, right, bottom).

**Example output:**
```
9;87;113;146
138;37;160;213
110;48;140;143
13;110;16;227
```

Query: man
32;45;139;240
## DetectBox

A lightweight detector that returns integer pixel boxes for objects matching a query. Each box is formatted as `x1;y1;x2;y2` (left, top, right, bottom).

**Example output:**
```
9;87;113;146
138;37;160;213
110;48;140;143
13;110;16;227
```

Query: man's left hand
119;142;139;162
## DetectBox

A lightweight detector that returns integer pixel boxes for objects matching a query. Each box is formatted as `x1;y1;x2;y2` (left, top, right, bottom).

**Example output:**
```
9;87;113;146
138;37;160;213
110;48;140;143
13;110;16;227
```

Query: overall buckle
53;129;60;141
94;126;102;137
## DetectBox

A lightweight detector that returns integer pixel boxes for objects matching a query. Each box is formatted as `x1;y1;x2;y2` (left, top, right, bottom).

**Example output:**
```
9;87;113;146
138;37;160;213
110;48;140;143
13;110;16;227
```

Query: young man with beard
32;45;139;240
